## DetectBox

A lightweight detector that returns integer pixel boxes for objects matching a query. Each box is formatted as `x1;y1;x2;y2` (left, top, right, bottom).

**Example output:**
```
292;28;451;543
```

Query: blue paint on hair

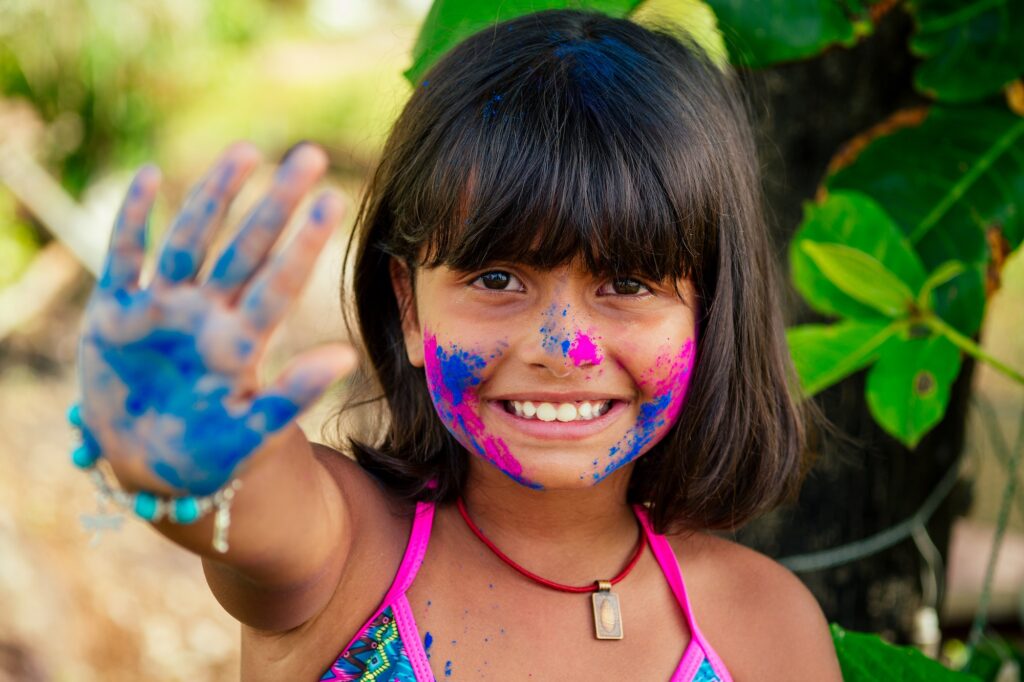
482;93;504;121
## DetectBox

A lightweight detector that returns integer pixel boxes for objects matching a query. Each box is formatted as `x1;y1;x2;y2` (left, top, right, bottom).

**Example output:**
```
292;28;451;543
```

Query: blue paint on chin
98;329;297;495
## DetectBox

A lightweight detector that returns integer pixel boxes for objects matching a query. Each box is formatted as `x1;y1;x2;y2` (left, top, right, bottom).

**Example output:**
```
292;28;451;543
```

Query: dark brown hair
335;9;808;533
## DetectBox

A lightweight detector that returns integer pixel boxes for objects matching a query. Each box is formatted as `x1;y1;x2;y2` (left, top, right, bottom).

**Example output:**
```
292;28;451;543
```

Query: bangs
387;24;721;283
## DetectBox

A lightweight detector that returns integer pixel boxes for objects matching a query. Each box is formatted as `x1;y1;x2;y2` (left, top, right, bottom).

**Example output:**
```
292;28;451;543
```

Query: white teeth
507;400;611;422
535;403;558;422
555;403;577;422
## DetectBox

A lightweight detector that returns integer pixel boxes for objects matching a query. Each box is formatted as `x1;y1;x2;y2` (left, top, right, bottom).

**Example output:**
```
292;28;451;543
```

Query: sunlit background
1;1;1022;680
0;2;429;679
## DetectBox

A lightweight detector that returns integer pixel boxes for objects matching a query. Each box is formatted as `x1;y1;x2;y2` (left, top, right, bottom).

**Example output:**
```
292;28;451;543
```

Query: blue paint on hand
96;329;298;495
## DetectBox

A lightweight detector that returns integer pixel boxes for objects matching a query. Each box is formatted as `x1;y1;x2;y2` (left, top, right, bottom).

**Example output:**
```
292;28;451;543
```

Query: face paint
567;330;603;367
423;331;541;489
539;304;603;368
588;338;697;482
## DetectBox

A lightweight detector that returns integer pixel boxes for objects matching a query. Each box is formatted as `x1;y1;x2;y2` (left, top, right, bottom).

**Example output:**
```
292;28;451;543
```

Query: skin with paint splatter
76;143;351;495
399;263;697;490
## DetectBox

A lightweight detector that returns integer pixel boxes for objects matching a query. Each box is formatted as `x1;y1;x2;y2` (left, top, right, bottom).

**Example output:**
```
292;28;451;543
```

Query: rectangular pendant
592;587;624;640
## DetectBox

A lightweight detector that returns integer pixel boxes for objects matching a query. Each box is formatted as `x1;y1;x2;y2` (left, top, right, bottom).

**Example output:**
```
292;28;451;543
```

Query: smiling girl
71;9;841;681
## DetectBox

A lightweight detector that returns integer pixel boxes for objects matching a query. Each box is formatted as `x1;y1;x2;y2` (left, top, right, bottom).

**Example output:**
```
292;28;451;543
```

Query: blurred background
0;1;426;679
0;0;1022;680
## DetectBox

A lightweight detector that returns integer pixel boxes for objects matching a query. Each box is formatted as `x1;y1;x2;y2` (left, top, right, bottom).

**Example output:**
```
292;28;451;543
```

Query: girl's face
394;260;698;490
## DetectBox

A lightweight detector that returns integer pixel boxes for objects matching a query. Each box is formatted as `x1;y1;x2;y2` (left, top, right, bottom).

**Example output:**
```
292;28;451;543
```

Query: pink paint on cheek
567;330;603;367
423;332;537;488
591;338;697;482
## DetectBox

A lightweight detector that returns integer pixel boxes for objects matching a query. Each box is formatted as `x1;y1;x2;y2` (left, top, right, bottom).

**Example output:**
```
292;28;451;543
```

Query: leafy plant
832;625;983;681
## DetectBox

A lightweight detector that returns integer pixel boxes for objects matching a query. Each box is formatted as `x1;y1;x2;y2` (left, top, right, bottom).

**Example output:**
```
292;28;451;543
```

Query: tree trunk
735;7;974;640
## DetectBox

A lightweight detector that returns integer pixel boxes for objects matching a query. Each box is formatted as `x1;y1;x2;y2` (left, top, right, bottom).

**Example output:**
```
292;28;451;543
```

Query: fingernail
279;140;314;165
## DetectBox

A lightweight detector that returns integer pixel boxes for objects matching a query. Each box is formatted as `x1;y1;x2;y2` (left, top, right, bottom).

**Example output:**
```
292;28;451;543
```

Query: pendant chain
455;497;646;593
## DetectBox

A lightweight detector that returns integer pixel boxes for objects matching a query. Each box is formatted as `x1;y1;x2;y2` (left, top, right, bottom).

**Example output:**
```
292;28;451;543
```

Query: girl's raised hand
77;142;355;497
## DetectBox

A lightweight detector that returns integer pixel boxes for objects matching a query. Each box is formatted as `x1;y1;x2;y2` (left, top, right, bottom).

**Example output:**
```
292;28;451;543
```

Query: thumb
247;343;358;436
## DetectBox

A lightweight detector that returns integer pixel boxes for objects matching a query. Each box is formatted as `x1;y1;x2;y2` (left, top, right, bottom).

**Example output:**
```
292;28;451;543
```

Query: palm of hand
77;144;352;495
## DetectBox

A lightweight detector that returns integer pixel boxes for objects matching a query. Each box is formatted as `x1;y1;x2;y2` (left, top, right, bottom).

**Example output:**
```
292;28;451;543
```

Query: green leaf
629;0;729;69
701;0;868;68
404;0;642;85
865;333;962;448
801;242;917;318
787;319;902;396
828;106;1024;334
791;191;928;320
907;0;1024;102
832;625;983;681
828;106;1024;266
917;260;966;310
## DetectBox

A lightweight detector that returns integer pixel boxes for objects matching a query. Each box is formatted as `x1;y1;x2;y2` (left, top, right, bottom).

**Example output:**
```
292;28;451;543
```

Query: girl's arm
75;142;364;632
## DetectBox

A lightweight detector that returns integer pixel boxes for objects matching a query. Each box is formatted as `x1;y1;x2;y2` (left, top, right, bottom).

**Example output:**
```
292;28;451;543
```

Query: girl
73;9;842;681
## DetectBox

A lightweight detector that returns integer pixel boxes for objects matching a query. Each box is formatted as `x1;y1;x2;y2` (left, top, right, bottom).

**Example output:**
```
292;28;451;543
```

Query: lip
487;391;632;403
485;398;630;440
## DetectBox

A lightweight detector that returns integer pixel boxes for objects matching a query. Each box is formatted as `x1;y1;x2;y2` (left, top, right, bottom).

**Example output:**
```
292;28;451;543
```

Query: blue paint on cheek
601;392;672;477
99;330;296;494
445;660;453;677
560;339;571;355
436;345;485;405
424;632;433;660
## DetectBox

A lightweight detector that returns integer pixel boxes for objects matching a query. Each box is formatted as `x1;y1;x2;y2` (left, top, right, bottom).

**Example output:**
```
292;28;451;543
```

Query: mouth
485;397;627;441
502;399;613;422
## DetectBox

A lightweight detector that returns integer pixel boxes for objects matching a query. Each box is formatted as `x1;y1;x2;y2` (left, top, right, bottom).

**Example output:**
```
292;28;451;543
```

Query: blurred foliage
0;187;39;288
0;0;414;288
832;625;983;681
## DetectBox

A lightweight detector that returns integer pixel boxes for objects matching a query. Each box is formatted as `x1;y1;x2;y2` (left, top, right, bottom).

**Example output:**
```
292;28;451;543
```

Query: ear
389;257;424;367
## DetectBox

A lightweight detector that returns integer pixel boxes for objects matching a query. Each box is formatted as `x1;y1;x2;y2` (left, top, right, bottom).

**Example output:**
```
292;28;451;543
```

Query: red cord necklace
455;497;646;640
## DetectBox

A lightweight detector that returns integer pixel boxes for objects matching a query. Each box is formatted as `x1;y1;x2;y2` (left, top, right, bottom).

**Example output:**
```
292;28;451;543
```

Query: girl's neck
457;463;641;583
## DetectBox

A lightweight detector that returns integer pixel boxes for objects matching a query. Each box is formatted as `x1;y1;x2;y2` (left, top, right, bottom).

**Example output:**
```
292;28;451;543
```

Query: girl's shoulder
667;531;842;681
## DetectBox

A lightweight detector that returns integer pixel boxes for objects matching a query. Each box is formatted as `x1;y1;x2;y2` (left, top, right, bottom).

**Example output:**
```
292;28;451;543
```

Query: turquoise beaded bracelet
68;403;242;553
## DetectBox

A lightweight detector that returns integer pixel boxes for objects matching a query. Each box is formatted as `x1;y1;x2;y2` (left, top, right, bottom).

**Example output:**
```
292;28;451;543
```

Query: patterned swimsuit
319;502;733;681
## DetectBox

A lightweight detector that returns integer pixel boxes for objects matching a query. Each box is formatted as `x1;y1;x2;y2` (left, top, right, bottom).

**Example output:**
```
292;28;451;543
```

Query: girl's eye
472;270;525;291
598;277;651;296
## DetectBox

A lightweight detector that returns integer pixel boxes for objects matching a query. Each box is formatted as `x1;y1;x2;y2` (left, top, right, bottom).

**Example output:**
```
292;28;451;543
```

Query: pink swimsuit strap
633;505;733;682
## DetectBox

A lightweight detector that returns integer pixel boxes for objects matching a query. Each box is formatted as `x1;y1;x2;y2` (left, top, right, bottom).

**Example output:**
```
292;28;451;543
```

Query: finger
245;344;358;436
97;165;161;293
237;191;345;333
204;144;329;297
152;142;262;286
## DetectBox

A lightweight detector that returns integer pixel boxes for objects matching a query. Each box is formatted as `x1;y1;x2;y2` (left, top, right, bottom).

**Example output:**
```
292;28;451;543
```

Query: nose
518;302;602;377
